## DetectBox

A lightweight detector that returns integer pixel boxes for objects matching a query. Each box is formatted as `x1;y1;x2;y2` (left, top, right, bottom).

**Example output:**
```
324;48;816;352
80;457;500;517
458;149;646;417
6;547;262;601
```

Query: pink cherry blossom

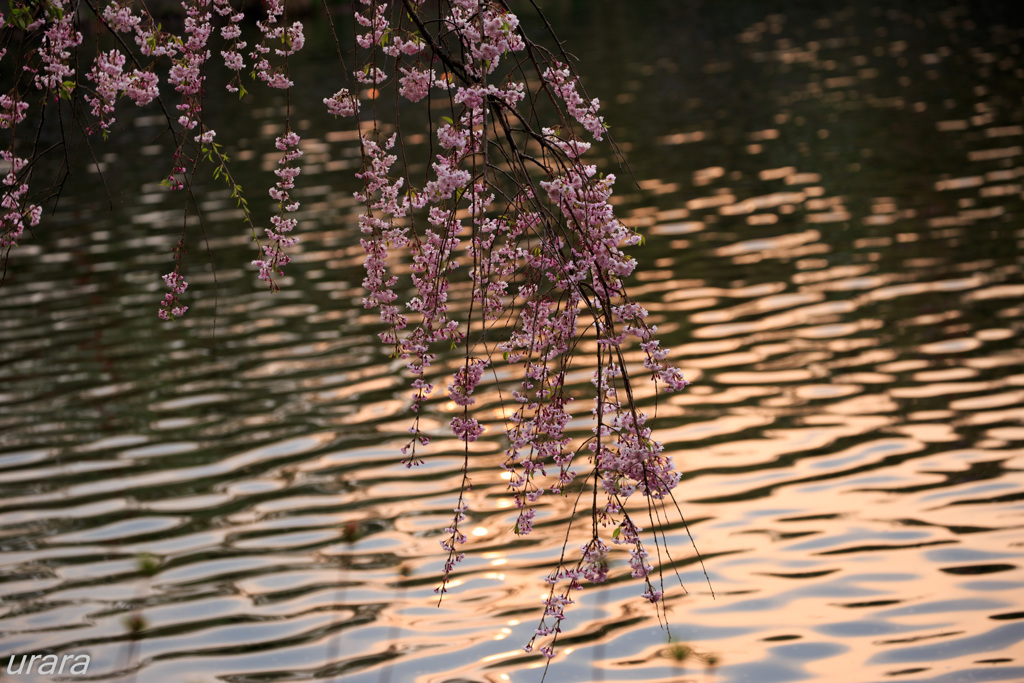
1;1;700;658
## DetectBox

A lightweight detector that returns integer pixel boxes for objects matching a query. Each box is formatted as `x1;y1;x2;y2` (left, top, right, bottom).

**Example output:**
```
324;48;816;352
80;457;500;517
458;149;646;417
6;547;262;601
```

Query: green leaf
9;6;31;30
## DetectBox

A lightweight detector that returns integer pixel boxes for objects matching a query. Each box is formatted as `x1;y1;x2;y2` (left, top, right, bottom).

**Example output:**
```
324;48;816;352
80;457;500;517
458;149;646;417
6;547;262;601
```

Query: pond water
2;2;1024;682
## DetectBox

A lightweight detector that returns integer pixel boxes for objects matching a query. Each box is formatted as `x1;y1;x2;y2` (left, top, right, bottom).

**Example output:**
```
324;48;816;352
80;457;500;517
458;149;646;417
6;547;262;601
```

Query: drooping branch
0;0;705;664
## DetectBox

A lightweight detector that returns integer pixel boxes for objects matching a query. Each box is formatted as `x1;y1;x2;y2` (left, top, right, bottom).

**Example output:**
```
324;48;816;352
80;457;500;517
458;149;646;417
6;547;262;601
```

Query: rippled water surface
3;2;1024;682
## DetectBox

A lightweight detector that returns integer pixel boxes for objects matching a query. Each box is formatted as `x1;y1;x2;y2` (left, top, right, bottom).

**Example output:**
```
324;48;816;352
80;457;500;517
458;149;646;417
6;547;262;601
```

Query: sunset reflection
1;2;1023;683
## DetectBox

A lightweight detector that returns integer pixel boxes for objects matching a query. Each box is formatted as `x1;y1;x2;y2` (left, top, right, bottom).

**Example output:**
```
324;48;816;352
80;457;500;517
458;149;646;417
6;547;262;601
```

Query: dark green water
2;3;1023;682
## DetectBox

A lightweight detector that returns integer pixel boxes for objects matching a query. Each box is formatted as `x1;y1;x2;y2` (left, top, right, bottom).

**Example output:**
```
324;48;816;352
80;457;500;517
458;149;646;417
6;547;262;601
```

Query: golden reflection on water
1;2;1024;683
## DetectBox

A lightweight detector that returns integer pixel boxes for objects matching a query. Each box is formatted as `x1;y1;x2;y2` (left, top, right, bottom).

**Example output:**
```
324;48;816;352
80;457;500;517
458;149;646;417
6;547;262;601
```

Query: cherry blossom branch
1;0;708;661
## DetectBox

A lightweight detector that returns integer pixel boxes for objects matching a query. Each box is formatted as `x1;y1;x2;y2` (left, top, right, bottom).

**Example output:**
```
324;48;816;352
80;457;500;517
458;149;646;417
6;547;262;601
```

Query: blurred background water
2;1;1023;682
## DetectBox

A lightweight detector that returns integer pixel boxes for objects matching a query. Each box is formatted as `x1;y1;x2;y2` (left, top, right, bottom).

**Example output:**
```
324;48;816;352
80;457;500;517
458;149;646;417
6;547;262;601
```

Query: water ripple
2;3;1024;683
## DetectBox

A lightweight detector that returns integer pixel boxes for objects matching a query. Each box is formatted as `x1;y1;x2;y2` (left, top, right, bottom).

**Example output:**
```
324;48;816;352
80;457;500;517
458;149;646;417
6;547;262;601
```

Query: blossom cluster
34;0;82;92
0;96;29;130
253;131;302;290
86;50;159;130
212;0;247;91
158;269;189;320
2;0;698;662
339;1;693;653
168;0;213;130
250;0;304;89
1;152;41;251
1;0;309;317
543;63;606;140
447;0;525;77
437;500;468;596
523;538;612;655
324;88;359;117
